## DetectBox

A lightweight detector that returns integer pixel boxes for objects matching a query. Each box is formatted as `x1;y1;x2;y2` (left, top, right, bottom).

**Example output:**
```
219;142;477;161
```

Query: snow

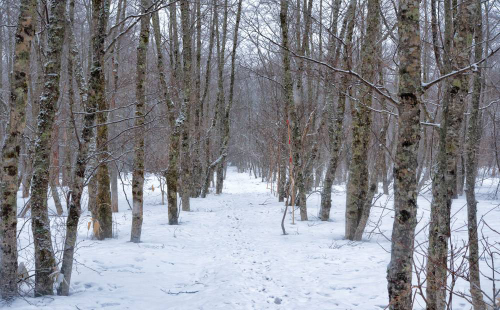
6;167;500;309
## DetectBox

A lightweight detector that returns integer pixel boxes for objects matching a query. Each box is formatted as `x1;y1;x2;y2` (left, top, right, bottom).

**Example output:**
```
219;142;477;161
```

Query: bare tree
94;0;113;240
30;0;66;296
0;0;36;300
345;0;380;241
386;0;422;307
426;0;475;307
465;0;485;308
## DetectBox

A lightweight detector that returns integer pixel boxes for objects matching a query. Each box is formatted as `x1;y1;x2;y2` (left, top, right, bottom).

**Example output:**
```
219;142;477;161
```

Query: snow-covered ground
6;167;500;309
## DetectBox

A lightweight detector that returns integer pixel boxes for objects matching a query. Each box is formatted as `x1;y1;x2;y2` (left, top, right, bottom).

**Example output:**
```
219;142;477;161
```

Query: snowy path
10;167;500;309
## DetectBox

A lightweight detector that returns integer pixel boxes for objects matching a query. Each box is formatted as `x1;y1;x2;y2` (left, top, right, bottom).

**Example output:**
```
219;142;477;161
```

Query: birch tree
131;0;151;243
344;0;380;240
386;0;422;307
426;1;475;307
30;0;66;296
0;0;36;299
465;0;485;308
57;0;99;295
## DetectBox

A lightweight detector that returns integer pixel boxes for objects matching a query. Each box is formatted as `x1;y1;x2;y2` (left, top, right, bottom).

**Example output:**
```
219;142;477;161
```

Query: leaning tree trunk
345;0;379;240
94;0;112;240
57;0;96;296
0;0;36;300
30;0;66;296
152;8;180;225
464;1;485;308
131;0;151;243
386;0;422;308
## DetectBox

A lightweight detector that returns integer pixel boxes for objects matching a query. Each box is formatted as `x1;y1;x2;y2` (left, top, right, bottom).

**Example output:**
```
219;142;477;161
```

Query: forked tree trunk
0;0;36;300
58;0;110;295
30;0;66;296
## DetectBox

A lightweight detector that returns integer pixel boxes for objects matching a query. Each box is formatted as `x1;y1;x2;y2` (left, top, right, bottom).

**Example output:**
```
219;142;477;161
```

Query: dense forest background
0;0;500;309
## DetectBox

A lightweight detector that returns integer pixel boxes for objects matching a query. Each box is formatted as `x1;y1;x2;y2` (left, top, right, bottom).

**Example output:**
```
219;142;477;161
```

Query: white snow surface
6;167;500;309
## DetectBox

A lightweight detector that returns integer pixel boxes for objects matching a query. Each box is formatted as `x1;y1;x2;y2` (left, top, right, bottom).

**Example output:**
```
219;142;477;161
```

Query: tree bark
152;7;180;225
345;0;380;240
30;0;66;296
109;0;126;213
57;0;97;295
216;0;243;194
131;0;151;243
0;0;36;299
280;0;308;221
179;0;192;211
465;1;485;308
319;0;352;221
191;0;203;197
426;1;474;307
94;0;112;240
214;0;229;195
386;0;422;307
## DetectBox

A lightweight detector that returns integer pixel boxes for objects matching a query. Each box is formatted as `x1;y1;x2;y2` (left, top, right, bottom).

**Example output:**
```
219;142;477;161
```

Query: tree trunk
57;0;97;295
109;0;126;213
30;0;66;296
0;0;36;299
319;0;352;221
214;0;229;195
179;0;192;211
464;1;485;307
152;8;180;225
386;0;422;307
191;0;203;198
345;0;379;240
216;0;243;194
50;181;63;216
280;0;307;221
131;0;151;243
426;1;474;307
94;0;112;240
